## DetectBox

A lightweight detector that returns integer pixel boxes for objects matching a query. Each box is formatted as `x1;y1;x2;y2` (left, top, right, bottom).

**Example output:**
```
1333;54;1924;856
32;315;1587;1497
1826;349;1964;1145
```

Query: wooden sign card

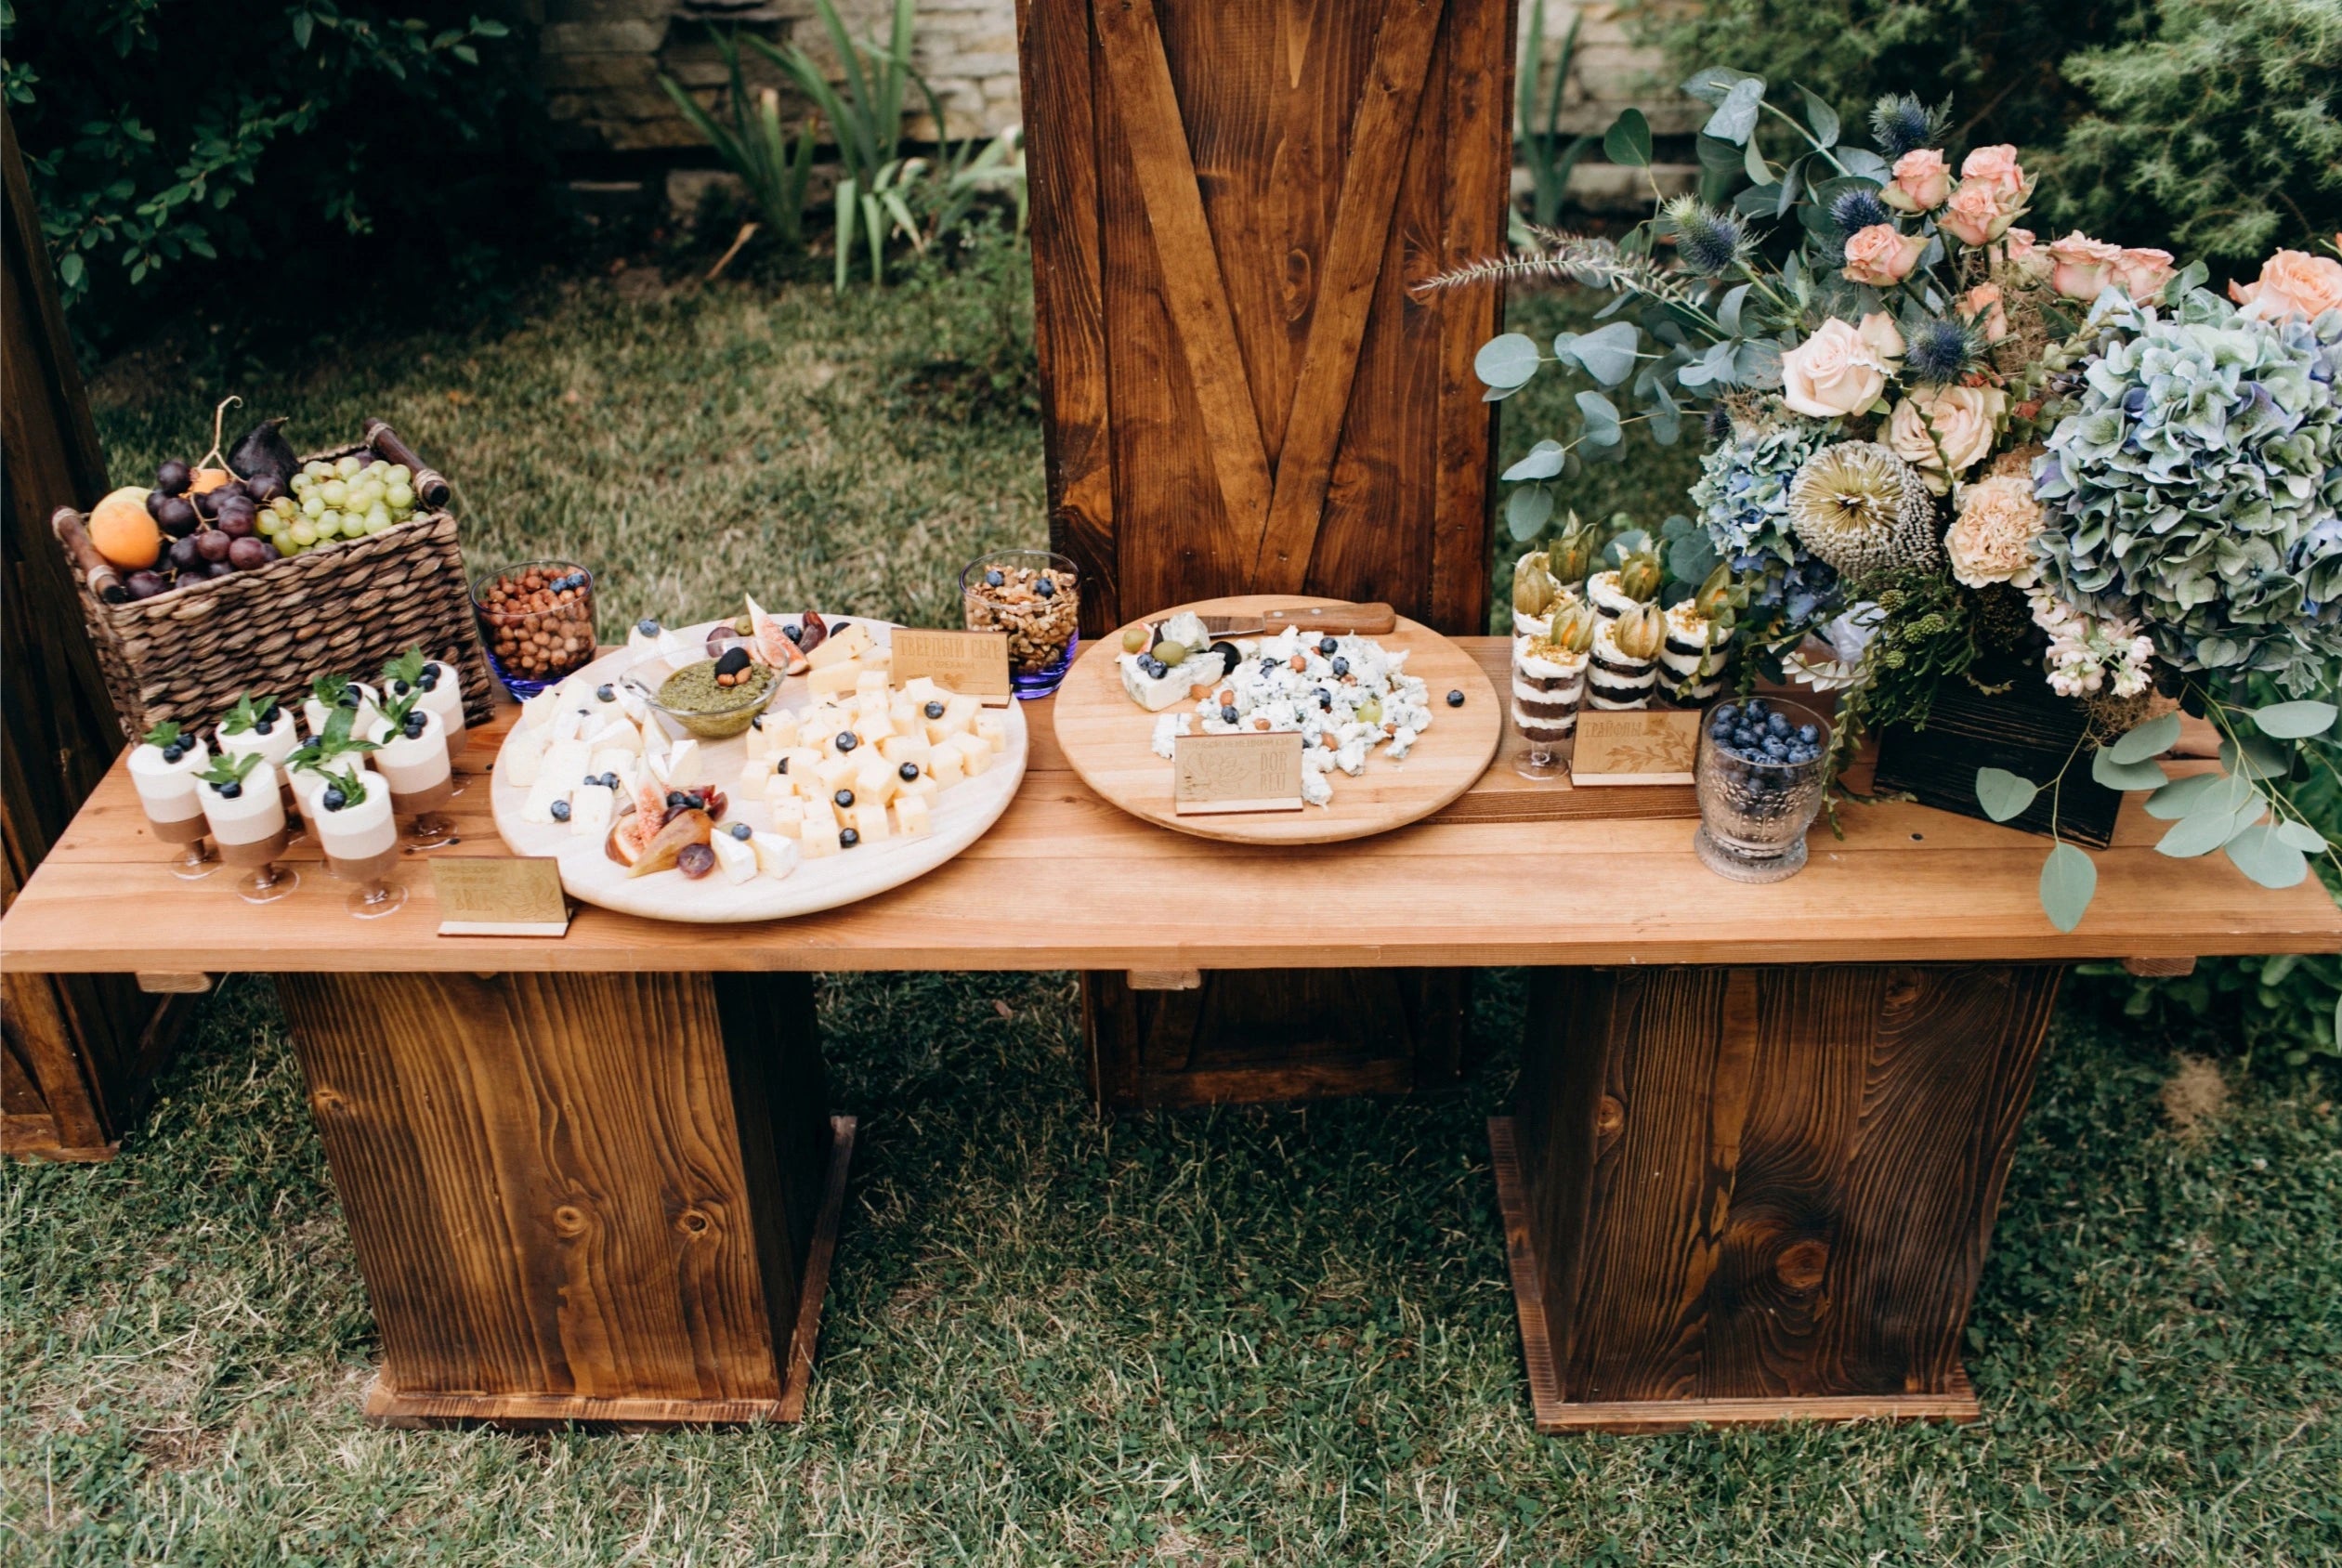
432;856;571;937
890;628;1013;704
1568;708;1705;787
1173;732;1305;815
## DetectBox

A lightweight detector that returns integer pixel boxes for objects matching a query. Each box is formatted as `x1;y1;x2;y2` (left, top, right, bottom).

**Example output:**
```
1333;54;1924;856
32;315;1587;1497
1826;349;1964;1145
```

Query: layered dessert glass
310;768;406;919
128;728;215;878
197;762;297;903
304;680;382;741
371;706;458;848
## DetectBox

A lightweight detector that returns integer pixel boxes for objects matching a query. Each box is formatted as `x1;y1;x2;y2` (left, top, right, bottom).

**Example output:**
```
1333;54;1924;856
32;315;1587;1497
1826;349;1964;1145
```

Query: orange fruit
188;467;233;495
89;487;161;568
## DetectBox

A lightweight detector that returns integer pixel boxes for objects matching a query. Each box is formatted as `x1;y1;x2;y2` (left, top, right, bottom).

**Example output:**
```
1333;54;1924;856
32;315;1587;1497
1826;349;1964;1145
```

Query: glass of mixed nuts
962;549;1079;699
472;560;596;698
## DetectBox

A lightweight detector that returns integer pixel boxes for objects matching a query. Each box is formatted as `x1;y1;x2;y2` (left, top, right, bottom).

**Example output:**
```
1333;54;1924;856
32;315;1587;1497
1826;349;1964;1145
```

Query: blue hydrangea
2035;292;2342;690
1690;417;1842;620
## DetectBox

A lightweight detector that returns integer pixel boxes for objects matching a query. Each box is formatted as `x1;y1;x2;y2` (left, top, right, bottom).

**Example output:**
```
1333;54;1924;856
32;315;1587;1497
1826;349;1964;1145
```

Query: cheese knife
1196;602;1396;637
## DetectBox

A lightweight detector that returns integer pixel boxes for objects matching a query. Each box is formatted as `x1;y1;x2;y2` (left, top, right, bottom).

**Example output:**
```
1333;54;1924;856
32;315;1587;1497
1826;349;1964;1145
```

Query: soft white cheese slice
710;828;758;884
569;784;614;840
500;725;549;789
585;718;641;755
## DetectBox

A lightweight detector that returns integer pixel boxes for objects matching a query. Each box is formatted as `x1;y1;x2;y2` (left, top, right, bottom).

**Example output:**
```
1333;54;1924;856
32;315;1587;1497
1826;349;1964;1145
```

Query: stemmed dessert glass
130;725;217;879
312;765;408;919
195;751;298;904
372;700;459;850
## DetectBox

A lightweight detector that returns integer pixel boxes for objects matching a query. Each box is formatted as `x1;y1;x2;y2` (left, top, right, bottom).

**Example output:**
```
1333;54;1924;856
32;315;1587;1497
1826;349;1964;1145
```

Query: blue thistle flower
1663;196;1747;278
1829;188;1894;237
1868;94;1951;160
1903;317;1982;384
1703;401;1734;443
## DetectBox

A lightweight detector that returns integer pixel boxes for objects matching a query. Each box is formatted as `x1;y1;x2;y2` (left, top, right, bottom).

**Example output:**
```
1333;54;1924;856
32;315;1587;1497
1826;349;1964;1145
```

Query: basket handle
362;420;451;511
52;507;126;603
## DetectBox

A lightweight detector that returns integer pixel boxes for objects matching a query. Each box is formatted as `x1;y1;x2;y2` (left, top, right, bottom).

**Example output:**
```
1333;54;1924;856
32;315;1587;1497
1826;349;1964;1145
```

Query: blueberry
784;623;804;644
984;568;1005;588
1036;577;1055;597
1315;689;1332;711
392;680;411;696
1446;689;1465;707
834;789;855;808
899;762;920;781
1331;657;1350;676
1319;636;1338;656
1746;698;1769;720
550;799;571;822
1221;705;1239;725
163;743;184;763
637;618;660;635
835;731;858;753
217;780;242;800
775;756;790;775
730;822;752;841
601;772;621;789
262;701;281;720
1767;712;1790;736
840;828;860;848
1762;738;1788;759
596;684;615;702
255;720;273;735
1712;704;1738;727
666;791;692;808
924;700;946;720
322;786;347;812
1797;724;1819;744
338;690;360;708
419;673;438;692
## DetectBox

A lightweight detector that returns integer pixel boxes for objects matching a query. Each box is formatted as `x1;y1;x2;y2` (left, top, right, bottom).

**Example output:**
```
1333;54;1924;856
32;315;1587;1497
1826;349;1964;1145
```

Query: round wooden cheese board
490;617;1027;922
1053;595;1500;845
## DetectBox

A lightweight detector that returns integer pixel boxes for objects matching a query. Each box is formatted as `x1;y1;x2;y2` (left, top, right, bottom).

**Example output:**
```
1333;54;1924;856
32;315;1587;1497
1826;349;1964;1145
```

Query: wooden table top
6;641;2335;973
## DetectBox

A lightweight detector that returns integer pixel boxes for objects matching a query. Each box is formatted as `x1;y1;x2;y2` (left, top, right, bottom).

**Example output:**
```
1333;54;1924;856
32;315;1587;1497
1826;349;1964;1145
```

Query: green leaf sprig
192;750;264;791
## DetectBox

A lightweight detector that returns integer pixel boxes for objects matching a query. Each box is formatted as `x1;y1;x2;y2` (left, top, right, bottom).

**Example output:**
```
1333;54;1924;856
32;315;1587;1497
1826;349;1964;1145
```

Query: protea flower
1786;442;1942;576
1868;93;1952;160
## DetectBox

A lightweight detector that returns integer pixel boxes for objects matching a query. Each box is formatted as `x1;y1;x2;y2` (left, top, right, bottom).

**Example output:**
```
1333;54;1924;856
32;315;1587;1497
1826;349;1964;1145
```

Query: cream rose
1959;282;2009;343
1841;223;1929;287
1997;228;2048;284
1958;145;2029;200
1941;183;2023;247
1879;149;1952;213
1944;474;2044;587
2113;247;2177;305
1858;311;1905;365
2048;232;2125;301
2228;248;2342;321
1778;318;1890;420
1886;384;2008;492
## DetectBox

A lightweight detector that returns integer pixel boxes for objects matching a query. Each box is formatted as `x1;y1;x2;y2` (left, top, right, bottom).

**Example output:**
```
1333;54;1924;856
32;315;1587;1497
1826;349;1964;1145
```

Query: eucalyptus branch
1757;99;1852;179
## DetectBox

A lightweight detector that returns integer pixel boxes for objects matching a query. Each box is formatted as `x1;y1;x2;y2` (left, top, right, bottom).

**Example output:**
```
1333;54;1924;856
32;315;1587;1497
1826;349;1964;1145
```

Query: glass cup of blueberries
1693;696;1831;883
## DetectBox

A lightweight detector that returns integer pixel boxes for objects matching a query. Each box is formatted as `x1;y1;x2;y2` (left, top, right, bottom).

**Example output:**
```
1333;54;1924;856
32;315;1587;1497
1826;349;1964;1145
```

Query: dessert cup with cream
370;705;457;848
193;752;297;903
310;766;407;919
128;725;216;877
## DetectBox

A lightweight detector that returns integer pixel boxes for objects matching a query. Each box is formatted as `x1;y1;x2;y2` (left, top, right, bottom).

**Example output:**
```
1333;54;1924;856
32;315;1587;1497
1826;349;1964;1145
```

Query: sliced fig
625;808;713;879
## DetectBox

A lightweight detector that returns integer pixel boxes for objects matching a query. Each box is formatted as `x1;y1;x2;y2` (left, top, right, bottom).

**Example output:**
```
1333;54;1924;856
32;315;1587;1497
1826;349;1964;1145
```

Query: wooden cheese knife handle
1257;602;1396;635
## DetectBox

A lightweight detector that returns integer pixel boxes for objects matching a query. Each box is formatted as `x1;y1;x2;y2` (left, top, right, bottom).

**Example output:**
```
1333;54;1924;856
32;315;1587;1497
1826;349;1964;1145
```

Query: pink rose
1840;223;1929;287
1997;228;2048;284
2048;233;2126;302
1941;183;2022;247
1960;282;2009;343
1958;145;2029;200
2227;249;2342;321
1779;318;1890;420
1880;149;1953;214
2113;247;2176;306
1886;384;2008;492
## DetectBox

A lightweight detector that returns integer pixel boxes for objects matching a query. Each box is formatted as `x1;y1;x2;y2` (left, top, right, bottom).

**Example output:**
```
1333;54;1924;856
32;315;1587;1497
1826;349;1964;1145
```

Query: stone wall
541;0;1686;201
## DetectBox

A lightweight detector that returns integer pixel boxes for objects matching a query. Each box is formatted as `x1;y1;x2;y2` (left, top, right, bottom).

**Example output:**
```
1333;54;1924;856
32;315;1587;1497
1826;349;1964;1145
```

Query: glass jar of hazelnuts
472;561;596;698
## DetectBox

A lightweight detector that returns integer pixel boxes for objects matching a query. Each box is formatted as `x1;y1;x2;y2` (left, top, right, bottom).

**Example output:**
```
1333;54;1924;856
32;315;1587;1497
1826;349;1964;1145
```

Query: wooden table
7;642;2335;1431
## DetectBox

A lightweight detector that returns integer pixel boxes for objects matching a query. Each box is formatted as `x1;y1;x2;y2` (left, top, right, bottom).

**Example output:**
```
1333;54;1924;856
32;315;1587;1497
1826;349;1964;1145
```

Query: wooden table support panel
1495;962;2061;1433
277;970;847;1429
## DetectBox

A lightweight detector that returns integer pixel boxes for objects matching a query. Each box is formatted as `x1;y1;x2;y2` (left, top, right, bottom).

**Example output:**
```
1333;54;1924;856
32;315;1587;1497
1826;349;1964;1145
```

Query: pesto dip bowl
622;645;776;740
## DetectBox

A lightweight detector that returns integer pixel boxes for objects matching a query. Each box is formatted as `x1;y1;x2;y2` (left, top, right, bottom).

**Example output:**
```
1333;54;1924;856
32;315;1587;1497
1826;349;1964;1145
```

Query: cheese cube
878;733;932;771
852;758;900;805
929;745;966;788
548;704;590;744
569;784;615;840
798;704;842;741
745;710;795;759
710;828;758;884
975;712;1007;754
892;793;931;837
741;753;782;787
500;725;549;789
862;649;891;680
586;718;641;755
902;773;939;804
763;770;802;809
518;688;563;733
519;768;575;826
901;676;941;705
799;820;842;859
647;738;698;786
809;660;862;699
751;830;799;879
805;621;873;671
847;804;892;843
854;708;896;744
817;752;859;792
826;725;873;758
949;733;993;777
778;747;823;785
855;669;889;699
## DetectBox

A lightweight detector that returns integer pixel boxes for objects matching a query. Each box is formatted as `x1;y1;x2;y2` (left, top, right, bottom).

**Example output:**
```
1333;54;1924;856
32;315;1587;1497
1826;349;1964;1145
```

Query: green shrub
3;0;543;346
2058;0;2342;267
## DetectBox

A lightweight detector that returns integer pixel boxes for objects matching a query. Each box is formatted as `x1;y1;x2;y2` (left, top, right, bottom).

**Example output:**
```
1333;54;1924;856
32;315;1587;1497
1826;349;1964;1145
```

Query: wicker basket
51;421;496;741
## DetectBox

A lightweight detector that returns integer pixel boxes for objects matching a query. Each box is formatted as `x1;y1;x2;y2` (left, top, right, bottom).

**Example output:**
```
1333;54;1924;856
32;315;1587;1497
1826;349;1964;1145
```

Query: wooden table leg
275;971;851;1429
1491;962;2062;1434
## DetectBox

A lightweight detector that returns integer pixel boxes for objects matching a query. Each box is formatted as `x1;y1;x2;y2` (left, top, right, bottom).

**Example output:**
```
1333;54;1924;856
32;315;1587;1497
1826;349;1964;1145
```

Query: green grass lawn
6;264;2339;1564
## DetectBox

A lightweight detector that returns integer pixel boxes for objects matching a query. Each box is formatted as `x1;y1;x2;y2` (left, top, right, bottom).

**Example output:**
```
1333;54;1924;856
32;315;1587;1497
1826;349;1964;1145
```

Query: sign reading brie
1568;708;1704;786
432;856;571;936
1173;731;1305;815
889;628;1013;703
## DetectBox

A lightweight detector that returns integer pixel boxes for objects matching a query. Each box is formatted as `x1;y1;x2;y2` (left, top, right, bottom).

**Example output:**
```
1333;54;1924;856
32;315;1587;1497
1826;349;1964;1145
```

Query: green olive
1121;626;1149;653
1152;639;1189;665
1357;698;1383;726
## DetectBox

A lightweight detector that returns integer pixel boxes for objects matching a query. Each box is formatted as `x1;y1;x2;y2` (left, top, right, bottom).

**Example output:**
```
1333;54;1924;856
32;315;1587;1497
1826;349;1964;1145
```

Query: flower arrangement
1427;67;2342;945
